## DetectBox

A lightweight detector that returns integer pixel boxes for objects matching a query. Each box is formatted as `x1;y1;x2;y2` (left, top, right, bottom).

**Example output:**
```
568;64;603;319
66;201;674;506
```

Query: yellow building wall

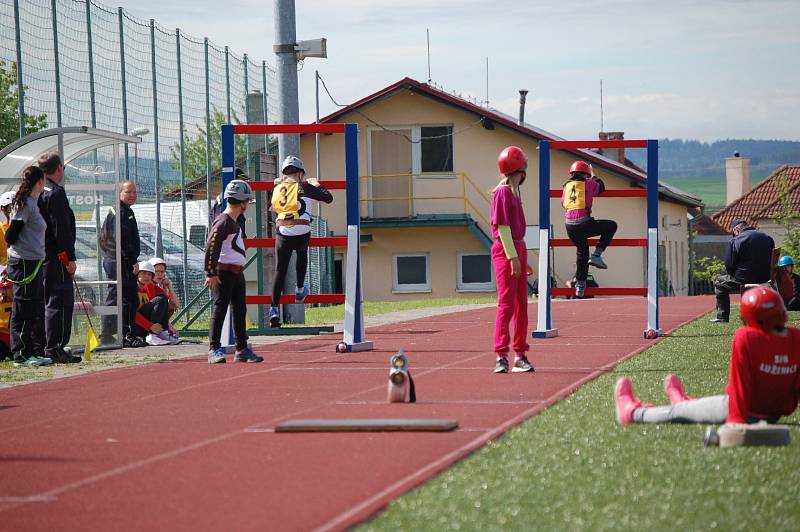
299;88;691;300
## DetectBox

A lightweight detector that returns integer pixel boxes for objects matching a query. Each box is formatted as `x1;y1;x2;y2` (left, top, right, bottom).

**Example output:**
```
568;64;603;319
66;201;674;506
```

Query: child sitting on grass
614;286;799;426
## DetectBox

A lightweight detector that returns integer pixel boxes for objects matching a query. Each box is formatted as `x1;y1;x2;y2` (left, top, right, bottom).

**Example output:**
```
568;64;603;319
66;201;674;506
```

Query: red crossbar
548;140;648;149
549;189;647;198
246;294;346;305
233;123;346;135
249;180;347;191
245;237;348;248
550;287;647;297
550;238;647;247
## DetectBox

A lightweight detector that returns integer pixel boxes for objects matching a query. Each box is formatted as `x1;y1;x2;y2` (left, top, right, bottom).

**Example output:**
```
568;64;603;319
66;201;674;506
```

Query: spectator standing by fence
5;166;50;367
37;153;80;364
99;181;143;347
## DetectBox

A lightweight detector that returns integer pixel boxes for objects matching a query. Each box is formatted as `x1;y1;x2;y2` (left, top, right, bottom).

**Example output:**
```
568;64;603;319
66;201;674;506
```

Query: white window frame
392;253;431;293
456;252;495;292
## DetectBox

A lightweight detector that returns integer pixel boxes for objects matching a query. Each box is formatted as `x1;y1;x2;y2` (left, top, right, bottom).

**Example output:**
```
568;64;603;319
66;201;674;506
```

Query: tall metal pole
86;0;96;128
177;28;189;314
13;0;25;139
204;38;212;228
150;19;162;256
261;60;269;150
51;0;62;129
118;8;130;178
225;46;231;123
314;69;323;293
273;0;302;323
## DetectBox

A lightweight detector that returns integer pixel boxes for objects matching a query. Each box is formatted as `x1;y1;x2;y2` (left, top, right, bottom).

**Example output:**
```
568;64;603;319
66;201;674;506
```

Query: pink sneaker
614;377;642;425
663;374;693;405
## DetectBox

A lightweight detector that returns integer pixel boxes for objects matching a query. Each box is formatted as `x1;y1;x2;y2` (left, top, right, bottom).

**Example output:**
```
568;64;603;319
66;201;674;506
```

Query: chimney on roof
598;131;625;164
725;151;751;205
518;90;528;126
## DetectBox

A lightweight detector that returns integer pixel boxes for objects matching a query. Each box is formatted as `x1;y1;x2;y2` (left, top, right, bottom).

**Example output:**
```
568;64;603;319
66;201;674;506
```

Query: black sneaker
233;347;264;363
494;357;509;374
124;335;148;348
512;357;535;373
49;348;82;364
268;307;281;328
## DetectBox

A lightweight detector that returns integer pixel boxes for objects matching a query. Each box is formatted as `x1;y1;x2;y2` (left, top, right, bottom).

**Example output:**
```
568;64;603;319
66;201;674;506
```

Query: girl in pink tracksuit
491;146;534;374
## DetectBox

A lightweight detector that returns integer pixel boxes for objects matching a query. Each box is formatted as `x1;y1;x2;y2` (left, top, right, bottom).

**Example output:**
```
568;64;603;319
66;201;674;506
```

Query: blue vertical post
221;124;235;208
533;141;558;338
646;139;659;336
345;123;361;343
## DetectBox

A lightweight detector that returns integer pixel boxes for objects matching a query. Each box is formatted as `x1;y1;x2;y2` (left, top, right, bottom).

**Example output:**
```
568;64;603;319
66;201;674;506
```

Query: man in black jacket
712;219;775;323
99;180;143;346
37;153;81;363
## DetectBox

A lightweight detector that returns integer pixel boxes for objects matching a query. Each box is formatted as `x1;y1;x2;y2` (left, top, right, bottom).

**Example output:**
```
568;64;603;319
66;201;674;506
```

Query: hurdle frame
221;122;373;352
534;139;659;339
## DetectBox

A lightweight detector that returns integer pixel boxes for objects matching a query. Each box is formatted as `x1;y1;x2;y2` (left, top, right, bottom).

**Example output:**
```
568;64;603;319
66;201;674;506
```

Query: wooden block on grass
718;423;791;447
275;418;458;433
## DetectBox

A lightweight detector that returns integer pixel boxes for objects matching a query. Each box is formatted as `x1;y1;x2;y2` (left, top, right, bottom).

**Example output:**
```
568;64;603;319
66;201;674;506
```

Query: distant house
712;164;800;246
301;77;701;300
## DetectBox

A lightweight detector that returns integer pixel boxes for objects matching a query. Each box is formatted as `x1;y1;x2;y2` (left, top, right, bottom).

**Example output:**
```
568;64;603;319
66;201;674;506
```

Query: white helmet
149;257;166;267
224;179;252;202
281;155;305;175
137;261;155;274
0;191;15;208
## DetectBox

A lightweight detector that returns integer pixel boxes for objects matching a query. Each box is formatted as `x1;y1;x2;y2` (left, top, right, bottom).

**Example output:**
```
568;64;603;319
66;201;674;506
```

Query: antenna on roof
485;57;489;107
600;79;604;132
426;29;431;84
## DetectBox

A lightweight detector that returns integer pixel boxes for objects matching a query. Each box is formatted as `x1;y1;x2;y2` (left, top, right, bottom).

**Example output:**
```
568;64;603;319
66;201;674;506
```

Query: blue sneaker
295;285;309;303
268;307;281;328
234;347;264;363
207;347;226;364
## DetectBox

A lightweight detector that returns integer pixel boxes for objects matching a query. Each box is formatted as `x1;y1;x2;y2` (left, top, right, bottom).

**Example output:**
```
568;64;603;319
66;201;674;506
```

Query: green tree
772;171;800;261
1;60;48;149
170;108;248;182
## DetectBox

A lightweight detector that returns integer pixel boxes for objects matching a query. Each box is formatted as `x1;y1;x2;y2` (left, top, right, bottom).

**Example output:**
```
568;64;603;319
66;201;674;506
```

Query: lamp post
130;127;150;184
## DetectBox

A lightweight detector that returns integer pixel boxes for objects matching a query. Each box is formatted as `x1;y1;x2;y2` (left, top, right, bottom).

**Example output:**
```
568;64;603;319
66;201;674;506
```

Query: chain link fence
0;0;337;337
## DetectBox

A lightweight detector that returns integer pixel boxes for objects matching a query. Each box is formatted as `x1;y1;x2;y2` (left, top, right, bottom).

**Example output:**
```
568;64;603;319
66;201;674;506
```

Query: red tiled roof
691;214;729;235
318;77;700;207
712;165;800;231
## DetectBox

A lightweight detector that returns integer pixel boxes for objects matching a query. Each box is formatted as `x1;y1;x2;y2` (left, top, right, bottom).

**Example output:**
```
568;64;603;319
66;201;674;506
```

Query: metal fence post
225;46;231;123
51;0;62;129
176;28;189;321
204;38;212;228
118;7;129;178
243;55;262;330
86;0;96;128
261;60;268;149
150;19;162;256
13;0;25;139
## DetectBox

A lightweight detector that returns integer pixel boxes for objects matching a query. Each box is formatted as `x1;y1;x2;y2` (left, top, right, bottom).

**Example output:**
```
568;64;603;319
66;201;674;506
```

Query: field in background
361;308;800;531
663;175;770;212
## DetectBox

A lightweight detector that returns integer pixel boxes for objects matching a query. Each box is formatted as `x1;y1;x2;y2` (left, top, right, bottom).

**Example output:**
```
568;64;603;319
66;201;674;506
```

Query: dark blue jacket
38;177;76;261
724;227;775;283
99;201;141;266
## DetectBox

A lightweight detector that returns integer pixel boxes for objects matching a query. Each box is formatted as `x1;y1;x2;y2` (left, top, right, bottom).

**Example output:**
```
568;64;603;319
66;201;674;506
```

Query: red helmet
740;287;787;330
569;161;591;175
498;146;528;175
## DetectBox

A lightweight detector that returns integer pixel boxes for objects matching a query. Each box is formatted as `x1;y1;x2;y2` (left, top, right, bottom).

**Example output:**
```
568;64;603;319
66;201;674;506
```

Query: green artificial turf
360;309;800;531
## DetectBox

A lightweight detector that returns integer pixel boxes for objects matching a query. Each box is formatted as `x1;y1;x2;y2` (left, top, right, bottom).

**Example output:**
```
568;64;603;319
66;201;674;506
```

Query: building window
393;254;430;292
421;126;453;173
457;253;494;291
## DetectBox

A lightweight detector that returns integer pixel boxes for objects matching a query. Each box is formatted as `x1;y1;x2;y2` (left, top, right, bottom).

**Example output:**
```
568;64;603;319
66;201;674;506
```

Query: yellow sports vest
562;180;587;211
272;182;300;220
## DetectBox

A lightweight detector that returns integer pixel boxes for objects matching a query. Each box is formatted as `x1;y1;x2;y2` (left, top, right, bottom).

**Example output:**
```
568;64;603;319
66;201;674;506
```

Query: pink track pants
492;240;530;355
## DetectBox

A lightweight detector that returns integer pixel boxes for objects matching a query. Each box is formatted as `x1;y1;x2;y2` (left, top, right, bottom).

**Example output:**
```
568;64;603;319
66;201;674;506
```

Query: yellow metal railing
359;172;491;230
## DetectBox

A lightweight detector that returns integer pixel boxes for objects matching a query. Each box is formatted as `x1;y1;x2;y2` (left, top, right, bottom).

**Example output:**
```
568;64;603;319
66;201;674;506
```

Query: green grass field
663;175;770;212
360;308;800;531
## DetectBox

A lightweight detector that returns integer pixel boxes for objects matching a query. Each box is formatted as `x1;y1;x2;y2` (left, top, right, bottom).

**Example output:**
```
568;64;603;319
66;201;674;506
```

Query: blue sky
114;0;800;142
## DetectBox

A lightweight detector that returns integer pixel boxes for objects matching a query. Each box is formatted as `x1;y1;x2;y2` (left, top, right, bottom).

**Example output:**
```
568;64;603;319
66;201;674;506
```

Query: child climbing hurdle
562;161;617;298
491;146;534;374
268;155;333;328
614;286;800;426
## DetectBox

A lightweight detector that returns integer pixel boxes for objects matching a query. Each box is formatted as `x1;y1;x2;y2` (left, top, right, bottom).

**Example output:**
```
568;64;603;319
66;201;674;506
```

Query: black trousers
8;258;45;362
42;255;74;358
101;258;138;339
271;232;310;306
209;269;248;350
565;218;617;281
132;294;170;339
714;274;742;320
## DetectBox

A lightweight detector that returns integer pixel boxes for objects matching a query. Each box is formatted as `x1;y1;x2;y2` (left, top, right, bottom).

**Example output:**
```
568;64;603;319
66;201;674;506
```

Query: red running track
0;296;714;531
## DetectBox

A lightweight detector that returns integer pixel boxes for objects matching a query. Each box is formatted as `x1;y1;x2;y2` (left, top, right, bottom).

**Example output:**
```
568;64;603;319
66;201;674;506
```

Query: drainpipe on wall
518;89;528;126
